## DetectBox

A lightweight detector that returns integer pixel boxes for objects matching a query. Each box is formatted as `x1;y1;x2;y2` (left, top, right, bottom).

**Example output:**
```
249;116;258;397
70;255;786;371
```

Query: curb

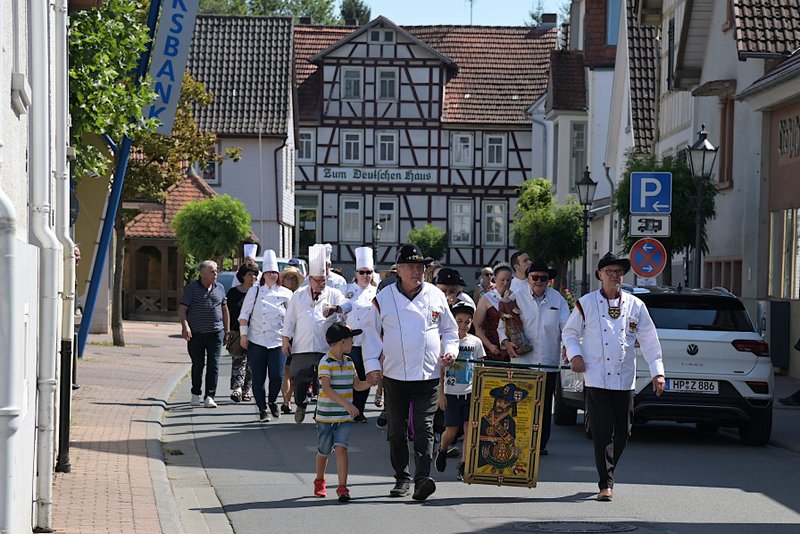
147;363;192;534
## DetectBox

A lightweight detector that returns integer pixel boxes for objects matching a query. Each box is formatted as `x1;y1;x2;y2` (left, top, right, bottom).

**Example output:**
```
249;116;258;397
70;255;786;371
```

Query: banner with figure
463;366;545;488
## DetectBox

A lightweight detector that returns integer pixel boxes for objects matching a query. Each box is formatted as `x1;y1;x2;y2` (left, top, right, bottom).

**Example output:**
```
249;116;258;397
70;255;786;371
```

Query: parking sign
630;172;672;214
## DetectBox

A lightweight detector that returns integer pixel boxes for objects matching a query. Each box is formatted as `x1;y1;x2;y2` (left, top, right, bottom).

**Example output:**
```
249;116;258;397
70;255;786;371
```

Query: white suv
555;287;773;446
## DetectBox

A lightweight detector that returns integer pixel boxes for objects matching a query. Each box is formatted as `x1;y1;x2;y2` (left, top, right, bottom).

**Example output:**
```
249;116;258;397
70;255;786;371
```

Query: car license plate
666;379;718;394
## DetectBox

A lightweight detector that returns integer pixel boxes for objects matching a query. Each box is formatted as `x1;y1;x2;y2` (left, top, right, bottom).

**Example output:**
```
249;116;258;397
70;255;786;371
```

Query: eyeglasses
357;270;373;275
529;275;549;282
601;269;625;277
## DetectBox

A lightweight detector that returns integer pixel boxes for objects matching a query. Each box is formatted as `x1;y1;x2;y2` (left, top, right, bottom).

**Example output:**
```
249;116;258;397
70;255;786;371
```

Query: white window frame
369;29;395;43
340;67;363;100
191;141;221;185
339;196;364;244
376;68;398;101
375;130;398;166
484;132;507;169
569;121;588;192
375;197;399;244
483;200;506;247
449;199;474;245
297;129;315;163
450;132;474;168
340;129;363;166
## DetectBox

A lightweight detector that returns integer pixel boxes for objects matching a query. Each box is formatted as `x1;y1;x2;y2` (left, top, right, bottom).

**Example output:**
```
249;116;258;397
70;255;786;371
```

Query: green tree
613;150;717;284
199;0;251;15
173;195;252;263
512;178;583;289
69;0;156;178
406;224;448;262
340;0;371;24
525;0;545;26
252;0;338;24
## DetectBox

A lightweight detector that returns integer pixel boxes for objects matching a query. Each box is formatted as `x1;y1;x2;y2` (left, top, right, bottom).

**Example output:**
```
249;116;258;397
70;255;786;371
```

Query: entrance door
295;194;320;261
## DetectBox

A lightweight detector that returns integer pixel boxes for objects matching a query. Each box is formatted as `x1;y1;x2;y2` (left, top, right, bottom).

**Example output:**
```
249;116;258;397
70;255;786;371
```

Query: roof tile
628;0;658;153
734;0;800;57
126;174;216;239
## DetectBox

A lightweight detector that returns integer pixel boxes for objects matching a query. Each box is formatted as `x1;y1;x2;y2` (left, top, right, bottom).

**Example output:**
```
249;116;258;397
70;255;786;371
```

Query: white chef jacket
510;276;528;295
283;285;348;354
327;271;348;295
344;282;378;347
238;282;293;349
362;282;459;381
562;289;664;390
497;286;570;368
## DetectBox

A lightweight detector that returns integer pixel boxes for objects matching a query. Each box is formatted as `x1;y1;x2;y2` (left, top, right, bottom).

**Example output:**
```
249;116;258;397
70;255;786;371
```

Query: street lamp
687;125;718;288
372;221;383;251
576;167;598;295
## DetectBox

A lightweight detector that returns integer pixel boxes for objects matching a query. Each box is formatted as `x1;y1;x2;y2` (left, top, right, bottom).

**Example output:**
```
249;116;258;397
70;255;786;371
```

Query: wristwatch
500;339;510;348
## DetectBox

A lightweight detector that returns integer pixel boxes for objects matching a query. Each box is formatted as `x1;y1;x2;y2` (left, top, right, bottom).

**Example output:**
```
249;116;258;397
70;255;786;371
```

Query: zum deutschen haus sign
317;167;437;184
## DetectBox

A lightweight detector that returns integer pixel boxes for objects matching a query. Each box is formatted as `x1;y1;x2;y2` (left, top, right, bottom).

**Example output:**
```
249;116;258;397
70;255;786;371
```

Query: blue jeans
187;330;223;398
247;343;286;412
316;422;352;455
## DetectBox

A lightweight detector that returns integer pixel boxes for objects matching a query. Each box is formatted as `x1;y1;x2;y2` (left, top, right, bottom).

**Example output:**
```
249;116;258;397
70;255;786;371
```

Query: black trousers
290;352;322;409
187;330;223;398
383;377;439;485
585;387;634;490
539;371;558;451
348;346;369;414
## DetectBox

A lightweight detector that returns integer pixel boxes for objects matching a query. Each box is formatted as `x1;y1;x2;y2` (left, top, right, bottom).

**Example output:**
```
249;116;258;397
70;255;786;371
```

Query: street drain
512;522;637;533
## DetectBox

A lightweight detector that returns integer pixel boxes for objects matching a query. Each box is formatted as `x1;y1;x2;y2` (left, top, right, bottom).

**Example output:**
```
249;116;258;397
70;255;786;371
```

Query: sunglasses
529;275;549;282
357;270;373;275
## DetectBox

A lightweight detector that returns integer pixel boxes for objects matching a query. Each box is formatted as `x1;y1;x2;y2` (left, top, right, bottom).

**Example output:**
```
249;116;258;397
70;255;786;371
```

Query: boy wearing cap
436;302;485;480
313;322;372;503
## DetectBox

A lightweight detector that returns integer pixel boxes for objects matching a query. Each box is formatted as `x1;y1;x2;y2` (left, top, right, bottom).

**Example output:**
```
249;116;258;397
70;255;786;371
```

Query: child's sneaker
313;478;327;497
336;485;350;503
457;462;465;481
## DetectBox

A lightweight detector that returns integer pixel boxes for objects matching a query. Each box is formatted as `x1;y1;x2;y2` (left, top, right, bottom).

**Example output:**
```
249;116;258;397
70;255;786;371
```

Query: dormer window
369;29;394;43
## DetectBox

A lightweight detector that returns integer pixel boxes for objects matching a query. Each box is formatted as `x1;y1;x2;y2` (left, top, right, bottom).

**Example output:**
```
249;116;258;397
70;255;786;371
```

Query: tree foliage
173;195;252;262
69;0;156;178
340;0;371;24
200;0;251;15
512;178;583;288
613;150;717;260
406;224;448;261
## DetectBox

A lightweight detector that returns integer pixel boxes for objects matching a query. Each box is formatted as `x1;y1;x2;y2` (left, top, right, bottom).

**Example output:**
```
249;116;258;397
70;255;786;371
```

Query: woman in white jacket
239;250;294;422
344;246;378;422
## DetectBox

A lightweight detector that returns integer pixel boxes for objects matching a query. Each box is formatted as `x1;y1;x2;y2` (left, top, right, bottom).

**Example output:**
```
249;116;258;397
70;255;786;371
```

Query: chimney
344;18;358;26
540;13;557;31
299;17;312;25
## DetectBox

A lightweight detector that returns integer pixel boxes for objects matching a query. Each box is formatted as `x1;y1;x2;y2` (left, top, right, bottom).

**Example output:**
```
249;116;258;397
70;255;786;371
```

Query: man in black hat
497;259;570;455
435;267;476;308
362;244;459;501
562;252;665;501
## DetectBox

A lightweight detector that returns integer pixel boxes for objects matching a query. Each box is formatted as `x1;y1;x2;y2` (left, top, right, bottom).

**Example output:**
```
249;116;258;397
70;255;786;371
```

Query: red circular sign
629;238;667;278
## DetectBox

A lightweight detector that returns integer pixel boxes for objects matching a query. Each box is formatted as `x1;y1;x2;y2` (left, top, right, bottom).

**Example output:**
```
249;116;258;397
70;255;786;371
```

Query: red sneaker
336;484;350;503
313;478;326;497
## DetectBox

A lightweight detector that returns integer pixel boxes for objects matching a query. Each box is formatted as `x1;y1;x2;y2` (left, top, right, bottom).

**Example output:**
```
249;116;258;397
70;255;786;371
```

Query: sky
339;0;568;26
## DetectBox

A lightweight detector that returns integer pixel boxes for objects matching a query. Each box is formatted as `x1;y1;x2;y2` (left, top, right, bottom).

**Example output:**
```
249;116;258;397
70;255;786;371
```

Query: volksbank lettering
319;167;436;183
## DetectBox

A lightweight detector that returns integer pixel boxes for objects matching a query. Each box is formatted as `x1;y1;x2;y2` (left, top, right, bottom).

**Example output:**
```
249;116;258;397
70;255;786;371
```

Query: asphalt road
163;357;800;534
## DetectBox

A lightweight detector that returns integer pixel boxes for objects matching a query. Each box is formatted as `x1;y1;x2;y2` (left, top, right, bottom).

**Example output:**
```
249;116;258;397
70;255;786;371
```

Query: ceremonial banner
463;366;545;488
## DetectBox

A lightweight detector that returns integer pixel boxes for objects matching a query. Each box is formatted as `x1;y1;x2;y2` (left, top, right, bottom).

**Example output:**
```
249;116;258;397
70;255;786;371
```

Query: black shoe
540;449;548;456
446;446;460;458
376;411;387;428
412;478;436;501
269;403;280;418
435;450;447;472
389;480;411;497
72;384;81;391
779;396;800;406
281;403;293;414
259;410;271;422
353;413;368;423
456;462;465;481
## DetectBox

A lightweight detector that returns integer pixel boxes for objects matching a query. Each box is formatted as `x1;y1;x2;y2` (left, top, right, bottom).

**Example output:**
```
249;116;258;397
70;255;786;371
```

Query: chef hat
324;243;333;263
354;247;374;270
309;244;327;276
262;249;279;272
243;243;258;259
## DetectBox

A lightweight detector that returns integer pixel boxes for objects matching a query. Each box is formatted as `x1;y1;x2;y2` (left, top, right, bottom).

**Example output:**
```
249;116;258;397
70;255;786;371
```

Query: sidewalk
50;320;800;533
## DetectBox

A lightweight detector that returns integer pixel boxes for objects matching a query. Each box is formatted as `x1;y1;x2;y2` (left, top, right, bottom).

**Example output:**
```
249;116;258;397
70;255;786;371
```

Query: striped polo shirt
180;279;227;333
315;353;356;423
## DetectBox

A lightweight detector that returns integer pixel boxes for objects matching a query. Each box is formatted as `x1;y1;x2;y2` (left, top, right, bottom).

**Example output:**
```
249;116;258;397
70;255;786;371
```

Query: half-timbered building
294;16;557;279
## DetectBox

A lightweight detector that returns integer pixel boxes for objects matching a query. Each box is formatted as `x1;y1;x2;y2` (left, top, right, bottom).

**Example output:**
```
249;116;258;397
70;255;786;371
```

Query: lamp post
576;167;598;295
687;125;718;288
372;221;383;251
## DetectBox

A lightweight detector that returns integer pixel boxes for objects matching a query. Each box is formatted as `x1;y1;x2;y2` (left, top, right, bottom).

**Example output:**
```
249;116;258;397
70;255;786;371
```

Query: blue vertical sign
144;0;199;135
630;172;673;213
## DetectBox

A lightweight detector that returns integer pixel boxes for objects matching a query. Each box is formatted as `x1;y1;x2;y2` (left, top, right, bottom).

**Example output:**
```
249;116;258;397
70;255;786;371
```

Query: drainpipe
604;163;615;252
273;136;288;254
0;192;20;534
54;0;75;475
532;115;550;179
31;0;62;530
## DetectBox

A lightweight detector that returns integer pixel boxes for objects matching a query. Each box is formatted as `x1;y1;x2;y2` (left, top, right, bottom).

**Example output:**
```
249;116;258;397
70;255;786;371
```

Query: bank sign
144;0;199;135
317;167;437;184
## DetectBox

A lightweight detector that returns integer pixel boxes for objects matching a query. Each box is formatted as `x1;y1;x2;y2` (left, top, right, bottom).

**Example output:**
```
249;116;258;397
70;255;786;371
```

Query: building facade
294;16;557;279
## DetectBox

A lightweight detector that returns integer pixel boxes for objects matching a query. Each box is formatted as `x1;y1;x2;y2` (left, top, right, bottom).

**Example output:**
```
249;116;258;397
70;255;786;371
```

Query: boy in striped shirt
314;321;372;502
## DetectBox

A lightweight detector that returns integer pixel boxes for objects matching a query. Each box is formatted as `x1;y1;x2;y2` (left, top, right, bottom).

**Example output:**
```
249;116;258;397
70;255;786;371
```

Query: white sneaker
204;396;217;408
191;394;203;406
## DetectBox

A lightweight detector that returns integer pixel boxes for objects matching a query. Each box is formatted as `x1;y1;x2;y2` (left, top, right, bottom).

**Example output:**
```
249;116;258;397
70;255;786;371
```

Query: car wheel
553;375;578;426
695;422;720;433
583;400;592;440
739;409;772;446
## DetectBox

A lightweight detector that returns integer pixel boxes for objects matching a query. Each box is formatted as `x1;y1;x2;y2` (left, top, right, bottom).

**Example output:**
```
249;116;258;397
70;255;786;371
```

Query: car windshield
639;295;755;332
